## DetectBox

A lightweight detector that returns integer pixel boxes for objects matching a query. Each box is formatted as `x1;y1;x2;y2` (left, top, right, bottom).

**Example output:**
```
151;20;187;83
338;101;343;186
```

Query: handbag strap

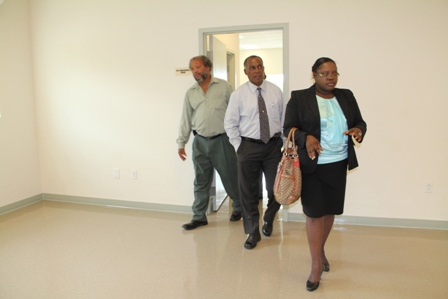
284;127;298;157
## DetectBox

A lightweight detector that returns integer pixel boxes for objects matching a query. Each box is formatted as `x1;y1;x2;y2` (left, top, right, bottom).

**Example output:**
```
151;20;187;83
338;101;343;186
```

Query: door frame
199;23;289;97
198;23;291;221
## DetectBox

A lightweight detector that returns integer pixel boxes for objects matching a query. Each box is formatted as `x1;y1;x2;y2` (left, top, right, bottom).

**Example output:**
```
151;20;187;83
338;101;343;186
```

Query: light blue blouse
316;95;348;164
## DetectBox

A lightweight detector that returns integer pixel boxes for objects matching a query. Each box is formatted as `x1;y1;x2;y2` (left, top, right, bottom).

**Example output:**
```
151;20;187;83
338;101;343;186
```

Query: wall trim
42;193;192;214
0;194;43;215
287;212;448;231
2;194;447;230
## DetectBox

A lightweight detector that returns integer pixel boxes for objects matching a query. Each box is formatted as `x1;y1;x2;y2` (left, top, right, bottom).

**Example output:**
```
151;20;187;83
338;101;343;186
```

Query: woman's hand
306;135;322;160
344;128;363;143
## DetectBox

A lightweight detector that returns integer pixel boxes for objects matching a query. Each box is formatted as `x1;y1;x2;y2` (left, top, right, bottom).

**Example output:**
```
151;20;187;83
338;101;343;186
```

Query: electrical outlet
113;168;120;179
425;183;433;193
131;170;138;180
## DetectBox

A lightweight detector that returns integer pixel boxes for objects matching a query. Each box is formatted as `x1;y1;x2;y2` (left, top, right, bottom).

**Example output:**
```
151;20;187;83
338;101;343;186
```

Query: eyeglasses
316;72;340;78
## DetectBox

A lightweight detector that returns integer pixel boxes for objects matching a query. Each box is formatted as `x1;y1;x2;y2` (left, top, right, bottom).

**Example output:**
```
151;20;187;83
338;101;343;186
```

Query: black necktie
257;87;271;144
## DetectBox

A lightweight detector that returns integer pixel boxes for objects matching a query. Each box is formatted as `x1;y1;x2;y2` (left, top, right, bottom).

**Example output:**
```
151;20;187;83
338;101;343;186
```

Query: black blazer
283;85;367;174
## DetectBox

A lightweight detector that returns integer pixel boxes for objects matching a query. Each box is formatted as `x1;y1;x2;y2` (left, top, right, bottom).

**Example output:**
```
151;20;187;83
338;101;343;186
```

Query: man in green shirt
177;55;242;230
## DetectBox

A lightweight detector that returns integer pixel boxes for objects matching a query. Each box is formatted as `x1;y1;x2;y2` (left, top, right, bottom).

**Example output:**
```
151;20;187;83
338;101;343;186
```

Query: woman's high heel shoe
306;280;320;292
322;262;330;272
307;262;324;291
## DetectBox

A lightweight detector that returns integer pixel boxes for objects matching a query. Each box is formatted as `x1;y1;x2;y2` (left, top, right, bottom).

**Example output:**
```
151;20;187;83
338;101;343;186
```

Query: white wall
0;0;41;206
1;0;447;222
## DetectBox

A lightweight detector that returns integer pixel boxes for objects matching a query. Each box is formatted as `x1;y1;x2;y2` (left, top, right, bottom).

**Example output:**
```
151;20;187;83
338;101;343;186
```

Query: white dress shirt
224;80;284;151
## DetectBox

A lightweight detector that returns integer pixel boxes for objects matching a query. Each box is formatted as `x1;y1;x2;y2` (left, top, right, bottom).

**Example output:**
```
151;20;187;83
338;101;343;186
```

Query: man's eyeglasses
316;72;340;78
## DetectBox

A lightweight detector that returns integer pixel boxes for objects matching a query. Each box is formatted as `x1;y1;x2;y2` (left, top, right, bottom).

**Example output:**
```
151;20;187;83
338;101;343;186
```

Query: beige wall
214;33;241;88
0;0;41;206
1;0;447;221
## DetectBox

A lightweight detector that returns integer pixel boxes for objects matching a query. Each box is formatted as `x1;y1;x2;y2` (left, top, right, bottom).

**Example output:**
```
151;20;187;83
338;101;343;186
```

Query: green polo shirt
177;77;233;148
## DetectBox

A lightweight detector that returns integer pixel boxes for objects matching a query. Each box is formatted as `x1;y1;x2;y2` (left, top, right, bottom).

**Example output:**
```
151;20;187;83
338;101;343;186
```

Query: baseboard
287;212;448;231
0;194;43;215
2;193;447;230
42;193;192;214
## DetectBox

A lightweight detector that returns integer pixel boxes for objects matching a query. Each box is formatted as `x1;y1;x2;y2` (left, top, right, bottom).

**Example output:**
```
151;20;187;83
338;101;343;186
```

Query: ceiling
239;30;283;50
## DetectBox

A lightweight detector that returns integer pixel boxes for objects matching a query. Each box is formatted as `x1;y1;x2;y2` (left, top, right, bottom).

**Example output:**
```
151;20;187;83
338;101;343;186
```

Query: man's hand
178;148;187;161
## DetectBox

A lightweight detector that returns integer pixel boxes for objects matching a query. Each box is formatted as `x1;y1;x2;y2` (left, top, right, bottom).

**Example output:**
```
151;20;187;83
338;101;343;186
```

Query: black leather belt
193;130;225;140
242;132;281;144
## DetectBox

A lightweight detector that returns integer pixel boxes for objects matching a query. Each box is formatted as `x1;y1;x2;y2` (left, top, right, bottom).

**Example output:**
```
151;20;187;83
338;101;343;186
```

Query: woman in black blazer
283;57;367;291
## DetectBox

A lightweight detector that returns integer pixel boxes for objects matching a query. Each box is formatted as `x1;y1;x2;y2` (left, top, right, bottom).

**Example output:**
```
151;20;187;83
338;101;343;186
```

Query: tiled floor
0;200;447;299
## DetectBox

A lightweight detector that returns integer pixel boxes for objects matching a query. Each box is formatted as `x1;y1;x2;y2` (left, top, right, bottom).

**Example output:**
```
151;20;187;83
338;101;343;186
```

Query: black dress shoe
244;233;261;250
306;280;320;292
262;222;273;237
322;262;330;272
229;211;242;222
182;220;208;230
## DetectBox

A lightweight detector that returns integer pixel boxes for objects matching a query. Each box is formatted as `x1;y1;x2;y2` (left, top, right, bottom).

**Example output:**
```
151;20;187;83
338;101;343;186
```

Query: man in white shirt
224;56;284;249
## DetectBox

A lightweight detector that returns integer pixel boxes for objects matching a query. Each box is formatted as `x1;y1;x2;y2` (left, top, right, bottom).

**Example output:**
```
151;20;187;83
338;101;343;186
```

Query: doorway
201;25;288;92
200;24;289;219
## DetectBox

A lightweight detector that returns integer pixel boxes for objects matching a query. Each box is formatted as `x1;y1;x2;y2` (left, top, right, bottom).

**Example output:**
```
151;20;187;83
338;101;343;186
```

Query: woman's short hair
312;57;336;72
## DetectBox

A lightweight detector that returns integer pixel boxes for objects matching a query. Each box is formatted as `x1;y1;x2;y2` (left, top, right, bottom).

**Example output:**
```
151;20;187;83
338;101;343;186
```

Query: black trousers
237;137;282;235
